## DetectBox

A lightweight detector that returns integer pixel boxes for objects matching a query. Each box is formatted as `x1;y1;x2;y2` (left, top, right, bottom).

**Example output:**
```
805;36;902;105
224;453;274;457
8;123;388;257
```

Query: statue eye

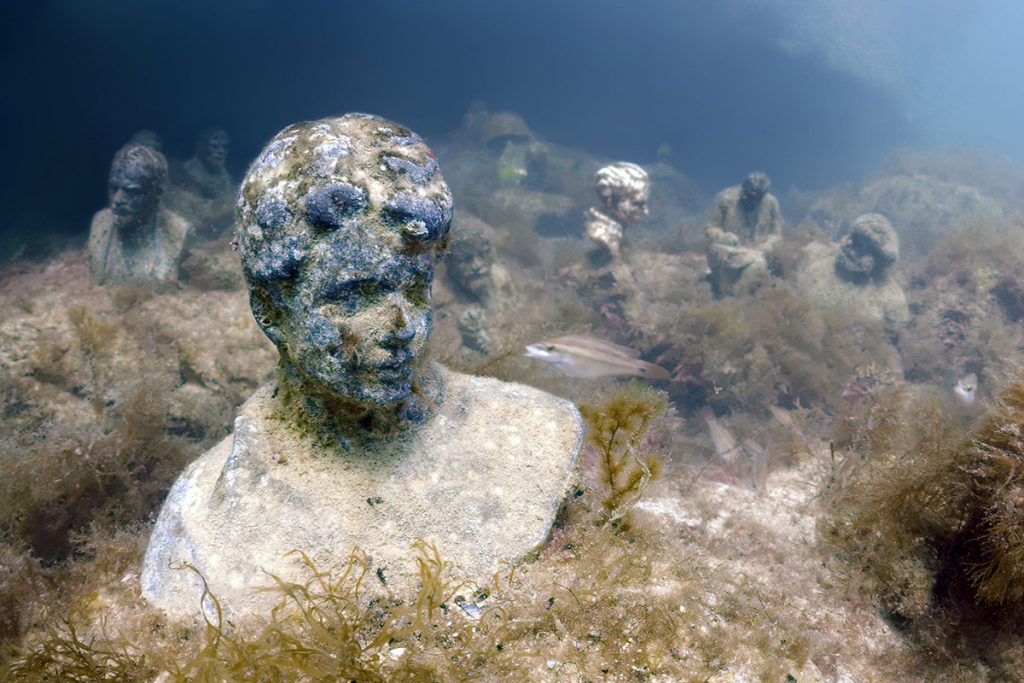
305;182;367;230
321;278;382;311
384;193;453;243
404;276;431;306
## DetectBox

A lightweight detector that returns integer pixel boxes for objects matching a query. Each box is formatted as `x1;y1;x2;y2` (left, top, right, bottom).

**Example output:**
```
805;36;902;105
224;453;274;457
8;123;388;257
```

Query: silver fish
701;409;739;462
524;334;670;380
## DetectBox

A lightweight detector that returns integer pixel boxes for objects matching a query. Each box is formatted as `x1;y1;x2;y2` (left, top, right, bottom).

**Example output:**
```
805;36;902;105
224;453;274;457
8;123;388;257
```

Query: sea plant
578;381;667;526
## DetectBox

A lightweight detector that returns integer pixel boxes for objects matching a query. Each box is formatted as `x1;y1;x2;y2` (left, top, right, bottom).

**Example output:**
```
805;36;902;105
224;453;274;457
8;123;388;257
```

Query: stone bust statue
182;127;233;200
142;114;583;620
86;144;190;284
584;161;650;260
834;212;899;284
795;212;909;330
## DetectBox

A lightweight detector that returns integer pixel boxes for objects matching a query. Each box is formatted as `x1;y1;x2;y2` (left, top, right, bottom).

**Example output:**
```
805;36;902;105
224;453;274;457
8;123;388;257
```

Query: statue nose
382;297;416;347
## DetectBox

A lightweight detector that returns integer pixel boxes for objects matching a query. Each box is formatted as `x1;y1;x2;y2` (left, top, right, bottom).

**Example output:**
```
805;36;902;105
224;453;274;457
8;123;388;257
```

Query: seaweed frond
579;382;667;526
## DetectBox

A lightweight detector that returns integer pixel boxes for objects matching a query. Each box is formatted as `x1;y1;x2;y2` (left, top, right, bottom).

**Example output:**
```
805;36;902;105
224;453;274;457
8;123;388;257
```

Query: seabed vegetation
5;135;1024;680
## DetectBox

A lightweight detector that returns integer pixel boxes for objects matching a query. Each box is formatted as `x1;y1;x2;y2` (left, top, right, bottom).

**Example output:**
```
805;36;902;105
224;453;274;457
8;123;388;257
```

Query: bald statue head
237;114;454;410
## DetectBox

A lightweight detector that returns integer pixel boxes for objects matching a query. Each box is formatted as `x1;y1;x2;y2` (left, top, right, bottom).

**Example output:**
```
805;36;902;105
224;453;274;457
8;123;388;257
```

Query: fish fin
549;334;642;358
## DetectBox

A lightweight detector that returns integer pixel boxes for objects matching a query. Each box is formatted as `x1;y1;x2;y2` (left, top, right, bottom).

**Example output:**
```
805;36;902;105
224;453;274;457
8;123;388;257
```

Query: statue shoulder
88;209;113;242
161;209;192;247
439;369;583;448
86;209;115;280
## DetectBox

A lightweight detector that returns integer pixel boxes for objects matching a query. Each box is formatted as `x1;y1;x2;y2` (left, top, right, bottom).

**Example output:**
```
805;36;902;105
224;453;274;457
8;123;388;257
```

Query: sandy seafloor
5;115;1024;680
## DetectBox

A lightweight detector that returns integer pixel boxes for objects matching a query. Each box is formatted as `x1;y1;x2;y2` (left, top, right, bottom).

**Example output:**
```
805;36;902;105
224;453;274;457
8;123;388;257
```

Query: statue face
740;172;770;208
595;162;650;225
107;145;165;226
281;220;438;406
446;232;493;299
835;234;877;279
610;187;649;224
835;214;898;282
239;115;453;408
199;131;229;170
109;171;154;224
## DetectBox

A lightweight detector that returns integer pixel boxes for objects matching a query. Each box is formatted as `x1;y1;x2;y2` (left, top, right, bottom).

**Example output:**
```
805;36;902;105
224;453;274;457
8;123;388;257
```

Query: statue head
237;114;453;410
446;221;494;300
835;213;899;283
594;162;650;224
196;128;230;171
108;144;168;229
740;171;770;211
129;129;163;152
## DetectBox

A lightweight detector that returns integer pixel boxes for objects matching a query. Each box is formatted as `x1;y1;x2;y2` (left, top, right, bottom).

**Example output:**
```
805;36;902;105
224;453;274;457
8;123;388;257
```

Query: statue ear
249;292;285;347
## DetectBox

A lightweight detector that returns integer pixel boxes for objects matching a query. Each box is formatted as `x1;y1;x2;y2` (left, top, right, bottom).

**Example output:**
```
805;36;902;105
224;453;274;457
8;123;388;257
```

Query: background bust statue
584;161;650;261
704;171;782;297
86;144;190;284
706;171;782;245
182;127;233;200
834;212;899;284
142;114;582;620
795;212;909;330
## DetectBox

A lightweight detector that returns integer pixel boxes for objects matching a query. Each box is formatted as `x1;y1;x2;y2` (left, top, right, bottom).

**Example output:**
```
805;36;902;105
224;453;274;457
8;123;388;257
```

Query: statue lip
373;348;415;370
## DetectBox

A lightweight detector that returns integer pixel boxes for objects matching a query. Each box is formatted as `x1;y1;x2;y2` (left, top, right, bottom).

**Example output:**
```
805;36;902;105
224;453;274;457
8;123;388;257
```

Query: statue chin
835;250;876;283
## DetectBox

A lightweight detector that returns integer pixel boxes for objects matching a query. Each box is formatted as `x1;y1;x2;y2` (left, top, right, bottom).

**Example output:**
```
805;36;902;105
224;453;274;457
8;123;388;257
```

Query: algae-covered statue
435;213;520;355
182;128;233;200
142;114;583;620
86;144;190;285
705;171;782;297
166;128;236;240
584;161;650;261
128;128;163;152
796;213;909;330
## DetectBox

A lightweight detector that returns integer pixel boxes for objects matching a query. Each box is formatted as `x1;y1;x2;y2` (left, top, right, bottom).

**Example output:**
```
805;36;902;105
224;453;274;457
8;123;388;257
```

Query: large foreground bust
142;114;582;620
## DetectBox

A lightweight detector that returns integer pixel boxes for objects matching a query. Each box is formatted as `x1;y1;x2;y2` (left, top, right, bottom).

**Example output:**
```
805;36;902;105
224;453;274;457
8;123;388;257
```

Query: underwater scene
6;1;1024;680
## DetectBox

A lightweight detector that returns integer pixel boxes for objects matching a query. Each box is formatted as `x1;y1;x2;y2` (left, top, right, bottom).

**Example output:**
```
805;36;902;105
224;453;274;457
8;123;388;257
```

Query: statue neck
273;358;444;450
114;212;159;250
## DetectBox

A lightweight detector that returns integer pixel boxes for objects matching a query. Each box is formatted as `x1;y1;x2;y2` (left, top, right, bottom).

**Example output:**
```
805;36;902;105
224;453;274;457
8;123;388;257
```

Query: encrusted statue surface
167;128;236;239
86;144;190;284
796;212;910;330
705;171;782;297
141;114;583;620
584;161;650;261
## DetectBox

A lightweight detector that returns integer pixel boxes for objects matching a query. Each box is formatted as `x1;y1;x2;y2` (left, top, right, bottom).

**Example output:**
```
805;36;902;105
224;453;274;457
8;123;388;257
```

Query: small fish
701;408;739;462
524;335;670;380
954;372;978;406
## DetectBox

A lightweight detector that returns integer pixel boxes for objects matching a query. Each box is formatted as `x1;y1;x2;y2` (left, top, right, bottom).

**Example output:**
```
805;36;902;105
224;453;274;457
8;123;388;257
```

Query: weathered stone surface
142;367;582;619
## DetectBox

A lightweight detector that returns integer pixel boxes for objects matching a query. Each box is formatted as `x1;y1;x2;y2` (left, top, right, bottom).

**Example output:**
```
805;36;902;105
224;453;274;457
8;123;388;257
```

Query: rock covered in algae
141;113;583;620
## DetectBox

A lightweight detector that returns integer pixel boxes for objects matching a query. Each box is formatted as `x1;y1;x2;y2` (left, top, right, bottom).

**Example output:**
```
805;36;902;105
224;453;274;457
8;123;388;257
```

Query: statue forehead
110;145;166;186
240;114;442;212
